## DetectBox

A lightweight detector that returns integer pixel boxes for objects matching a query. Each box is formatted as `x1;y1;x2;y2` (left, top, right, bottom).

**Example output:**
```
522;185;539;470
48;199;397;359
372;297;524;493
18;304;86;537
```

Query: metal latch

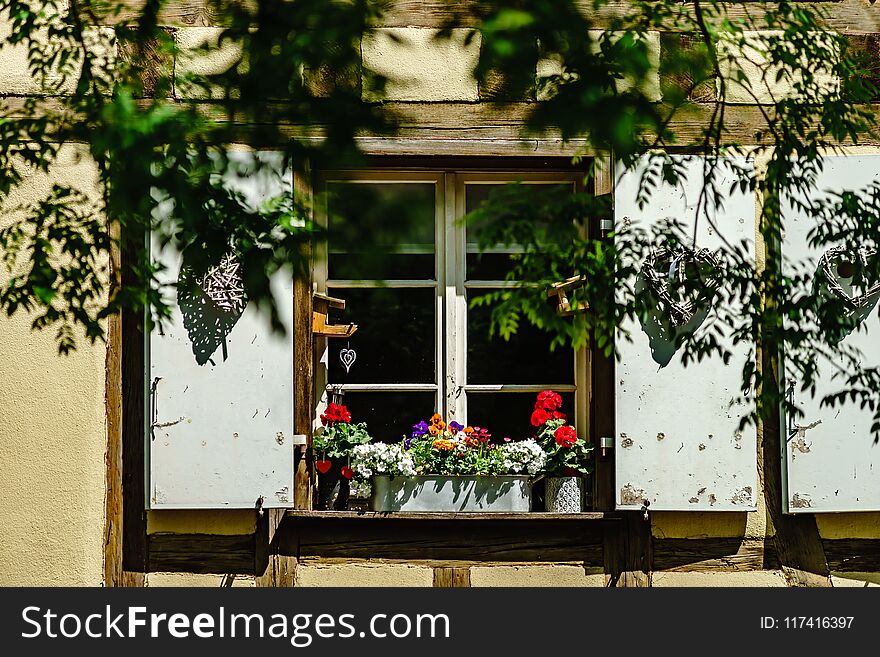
599;435;614;457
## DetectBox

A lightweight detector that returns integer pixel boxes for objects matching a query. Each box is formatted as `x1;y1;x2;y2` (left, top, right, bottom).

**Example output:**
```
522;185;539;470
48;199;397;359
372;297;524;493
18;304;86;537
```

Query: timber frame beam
104;1;880;34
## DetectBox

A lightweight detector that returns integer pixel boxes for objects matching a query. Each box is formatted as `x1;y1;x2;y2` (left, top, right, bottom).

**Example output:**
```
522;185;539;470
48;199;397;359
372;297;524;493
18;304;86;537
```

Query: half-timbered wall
3;2;880;588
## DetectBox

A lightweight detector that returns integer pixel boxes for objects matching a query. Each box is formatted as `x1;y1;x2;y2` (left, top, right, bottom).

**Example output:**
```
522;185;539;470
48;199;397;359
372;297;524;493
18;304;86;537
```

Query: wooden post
121;221;147;587
604;512;652;587
433;567;471;587
256;509;296;587
104;220;123;586
293;161;314;510
591;154;616;511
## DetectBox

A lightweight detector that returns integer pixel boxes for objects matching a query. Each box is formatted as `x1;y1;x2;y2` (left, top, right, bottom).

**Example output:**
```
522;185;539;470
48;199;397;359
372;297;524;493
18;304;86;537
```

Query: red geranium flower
530;408;551;426
320;403;352;426
554;425;577;448
536;390;563;412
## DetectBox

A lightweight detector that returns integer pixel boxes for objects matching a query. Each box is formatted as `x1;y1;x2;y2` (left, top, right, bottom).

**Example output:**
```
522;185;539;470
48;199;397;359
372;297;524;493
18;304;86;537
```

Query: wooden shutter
148;151;295;509
782;155;880;512
614;155;757;511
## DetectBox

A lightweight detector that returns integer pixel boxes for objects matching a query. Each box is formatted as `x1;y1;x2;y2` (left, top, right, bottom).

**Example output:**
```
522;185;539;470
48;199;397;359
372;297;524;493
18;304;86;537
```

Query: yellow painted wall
0;145;107;586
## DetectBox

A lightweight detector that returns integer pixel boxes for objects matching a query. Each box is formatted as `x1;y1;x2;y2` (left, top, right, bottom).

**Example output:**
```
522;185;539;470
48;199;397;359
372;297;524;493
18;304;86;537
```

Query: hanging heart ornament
816;246;880;315
339;348;357;374
641;246;720;327
315;459;332;475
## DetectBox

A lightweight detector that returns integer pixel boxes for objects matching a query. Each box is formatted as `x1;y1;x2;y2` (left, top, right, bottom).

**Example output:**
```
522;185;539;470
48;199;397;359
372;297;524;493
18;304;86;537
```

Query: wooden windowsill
286;510;618;521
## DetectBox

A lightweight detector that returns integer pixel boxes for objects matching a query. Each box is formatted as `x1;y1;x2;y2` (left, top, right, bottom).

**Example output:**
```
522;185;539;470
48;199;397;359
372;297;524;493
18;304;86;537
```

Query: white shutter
614;155;757;511
782;155;880;512
148;151;295;509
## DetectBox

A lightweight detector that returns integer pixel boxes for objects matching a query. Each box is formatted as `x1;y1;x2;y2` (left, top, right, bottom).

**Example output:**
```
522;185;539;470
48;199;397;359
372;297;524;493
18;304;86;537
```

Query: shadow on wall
177;249;248;366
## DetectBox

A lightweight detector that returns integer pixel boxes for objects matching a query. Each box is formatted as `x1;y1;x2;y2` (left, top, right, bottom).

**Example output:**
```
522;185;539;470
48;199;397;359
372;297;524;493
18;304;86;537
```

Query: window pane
467;290;573;385
340;391;437;443
465;182;573;280
327;182;435;280
328;287;436;384
464;392;576;442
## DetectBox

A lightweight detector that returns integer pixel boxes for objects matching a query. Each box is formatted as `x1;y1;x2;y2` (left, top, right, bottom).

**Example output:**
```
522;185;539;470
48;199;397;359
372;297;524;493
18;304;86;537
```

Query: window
315;170;588;444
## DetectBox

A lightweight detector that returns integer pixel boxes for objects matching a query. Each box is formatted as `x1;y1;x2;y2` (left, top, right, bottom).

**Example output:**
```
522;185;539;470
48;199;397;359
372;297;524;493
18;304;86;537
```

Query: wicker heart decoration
178;251;248;366
815;246;880;316
641;245;720;327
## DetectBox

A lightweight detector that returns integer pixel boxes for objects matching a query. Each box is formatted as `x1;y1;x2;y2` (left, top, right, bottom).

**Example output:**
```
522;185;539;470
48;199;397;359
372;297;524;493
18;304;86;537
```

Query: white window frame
315;169;589;441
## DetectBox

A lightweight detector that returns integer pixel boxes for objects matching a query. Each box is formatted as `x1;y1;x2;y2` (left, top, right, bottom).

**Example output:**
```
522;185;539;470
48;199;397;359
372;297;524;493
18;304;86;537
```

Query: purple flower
411;420;429;439
449;421;464;433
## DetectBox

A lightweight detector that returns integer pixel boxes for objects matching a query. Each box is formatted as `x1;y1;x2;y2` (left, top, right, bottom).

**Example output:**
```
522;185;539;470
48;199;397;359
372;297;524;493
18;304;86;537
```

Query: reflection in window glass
341;391;437;443
328;287;436;384
327;182;435;280
464;392;576;443
467;290;573;385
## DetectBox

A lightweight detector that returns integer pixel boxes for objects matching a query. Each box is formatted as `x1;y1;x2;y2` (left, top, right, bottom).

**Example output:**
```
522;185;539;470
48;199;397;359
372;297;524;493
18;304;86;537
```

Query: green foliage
312;421;372;459
536;417;593;477
2;0;880;440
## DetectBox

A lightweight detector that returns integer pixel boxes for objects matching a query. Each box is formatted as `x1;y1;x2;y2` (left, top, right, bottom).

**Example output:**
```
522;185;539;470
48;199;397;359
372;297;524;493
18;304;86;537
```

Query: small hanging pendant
339;346;357;374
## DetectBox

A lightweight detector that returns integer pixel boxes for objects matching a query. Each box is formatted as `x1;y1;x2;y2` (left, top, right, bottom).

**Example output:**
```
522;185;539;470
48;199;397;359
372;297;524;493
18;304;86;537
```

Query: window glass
464;392;576;442
327;287;436;384
467;289;573;385
327;182;435;280
465;182;573;280
340;391;437;443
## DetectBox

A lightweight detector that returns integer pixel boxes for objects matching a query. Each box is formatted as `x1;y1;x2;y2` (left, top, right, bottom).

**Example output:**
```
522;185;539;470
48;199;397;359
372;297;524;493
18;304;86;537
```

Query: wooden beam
604;511;652;586
293;161;314;510
103;220;123;587
147;533;257;574
286;510;614;520
105;1;880;34
121;223;148;586
433;567;471;587
823;538;880;573
591;155;616;512
256;509;297;586
283;517;607;564
653;537;779;572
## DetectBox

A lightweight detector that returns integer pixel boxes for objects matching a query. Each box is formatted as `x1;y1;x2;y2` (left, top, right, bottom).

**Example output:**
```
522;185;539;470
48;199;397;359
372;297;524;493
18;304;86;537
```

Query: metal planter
370;475;532;512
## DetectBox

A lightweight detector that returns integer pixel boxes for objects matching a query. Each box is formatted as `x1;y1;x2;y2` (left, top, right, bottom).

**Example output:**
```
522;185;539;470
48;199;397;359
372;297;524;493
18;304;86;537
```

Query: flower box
369;475;532;512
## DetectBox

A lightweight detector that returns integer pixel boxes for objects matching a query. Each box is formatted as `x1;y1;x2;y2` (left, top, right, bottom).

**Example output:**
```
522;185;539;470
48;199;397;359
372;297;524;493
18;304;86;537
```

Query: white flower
351;442;416;478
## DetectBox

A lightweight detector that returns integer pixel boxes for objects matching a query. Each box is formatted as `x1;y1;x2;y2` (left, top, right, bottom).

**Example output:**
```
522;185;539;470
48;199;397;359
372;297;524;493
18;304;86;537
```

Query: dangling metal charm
339;344;357;374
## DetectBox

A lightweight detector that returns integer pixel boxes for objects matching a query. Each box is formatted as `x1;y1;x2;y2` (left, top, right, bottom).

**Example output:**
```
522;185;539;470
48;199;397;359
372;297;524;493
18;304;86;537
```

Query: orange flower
430;413;443;426
438;421;446;430
463;426;474;434
433;438;455;451
428;425;440;436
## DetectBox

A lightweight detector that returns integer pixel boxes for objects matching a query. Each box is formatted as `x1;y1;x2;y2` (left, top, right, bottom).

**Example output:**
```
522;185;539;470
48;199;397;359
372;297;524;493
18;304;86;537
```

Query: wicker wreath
641;246;720;327
816;246;880;313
